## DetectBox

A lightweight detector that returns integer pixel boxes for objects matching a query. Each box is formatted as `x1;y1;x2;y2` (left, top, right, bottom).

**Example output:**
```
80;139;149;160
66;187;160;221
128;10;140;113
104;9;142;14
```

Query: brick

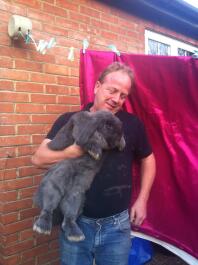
57;76;79;86
91;18;110;31
0;21;7;33
79;24;100;36
0;114;30;125
14;0;41;8
20;207;39;219
21;244;49;262
57;37;81;49
29;51;55;64
3;239;34;256
43;23;69;37
6;156;31;170
20;228;34;241
51;258;60;265
2;219;33;235
32;135;45;144
17;124;47;135
3;199;32;214
16;82;44;93
0;146;15;158
3;178;33;191
101;30;118;40
0;191;17;202
0;9;10;22
42;2;68;17
69;105;81;112
0;103;14;113
1;233;18;246
1;213;18;225
49;239;59;249
46;84;69;94
44;0;55;3
69;87;80;96
101;13;119;24
31;114;57;124
33;175;43;185
69;67;79;76
44;64;69;75
31;19;43;31
56;0;79;11
0;169;17;181
20;259;36;265
0;46;29;59
30;73;56;83
80;5;101;19
19;186;37;199
27;9;55;24
36;226;59;245
17;145;36;157
0;91;29;102
67;30;87;41
15;59;43;72
37;249;59;263
0;57;13;68
0;68;29;81
0;125;15;136
55;16;79;31
0;136;31;147
58;95;80;105
46;104;69;114
0;255;20;265
69;11;90;24
55;55;79;67
16;103;45;113
0;80;14;90
31;93;56;104
0;34;12;45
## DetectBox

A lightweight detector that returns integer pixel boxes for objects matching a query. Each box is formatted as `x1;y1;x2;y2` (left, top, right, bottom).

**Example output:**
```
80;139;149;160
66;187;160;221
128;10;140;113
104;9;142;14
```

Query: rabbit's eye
104;123;113;130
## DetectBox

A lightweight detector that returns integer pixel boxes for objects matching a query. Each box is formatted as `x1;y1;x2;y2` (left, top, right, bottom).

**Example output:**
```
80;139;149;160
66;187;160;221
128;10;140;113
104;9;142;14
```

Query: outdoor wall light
8;15;56;54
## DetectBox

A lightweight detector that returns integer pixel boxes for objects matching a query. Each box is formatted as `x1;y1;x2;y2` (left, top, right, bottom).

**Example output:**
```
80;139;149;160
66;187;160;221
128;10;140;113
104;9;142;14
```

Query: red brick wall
0;1;197;264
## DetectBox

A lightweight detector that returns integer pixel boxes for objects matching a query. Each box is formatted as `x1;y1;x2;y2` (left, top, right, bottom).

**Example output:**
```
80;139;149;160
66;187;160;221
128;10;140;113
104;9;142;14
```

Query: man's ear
94;81;101;94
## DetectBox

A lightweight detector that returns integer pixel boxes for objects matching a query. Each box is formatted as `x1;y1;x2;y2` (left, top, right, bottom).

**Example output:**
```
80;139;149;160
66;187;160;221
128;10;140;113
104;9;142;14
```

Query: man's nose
112;93;120;103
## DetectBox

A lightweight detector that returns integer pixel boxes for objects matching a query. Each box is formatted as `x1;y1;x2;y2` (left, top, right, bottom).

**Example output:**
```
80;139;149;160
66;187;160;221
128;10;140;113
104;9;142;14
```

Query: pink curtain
79;50;198;258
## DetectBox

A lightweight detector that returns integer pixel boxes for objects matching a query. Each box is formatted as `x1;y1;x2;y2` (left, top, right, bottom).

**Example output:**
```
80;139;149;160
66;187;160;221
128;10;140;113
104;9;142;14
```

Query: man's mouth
106;102;117;109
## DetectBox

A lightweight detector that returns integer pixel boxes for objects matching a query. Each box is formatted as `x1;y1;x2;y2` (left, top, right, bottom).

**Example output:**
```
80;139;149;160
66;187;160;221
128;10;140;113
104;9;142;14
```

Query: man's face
92;71;132;114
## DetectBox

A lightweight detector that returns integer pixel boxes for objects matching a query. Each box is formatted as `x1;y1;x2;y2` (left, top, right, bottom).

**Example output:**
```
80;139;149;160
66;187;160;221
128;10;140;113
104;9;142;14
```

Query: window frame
145;30;197;56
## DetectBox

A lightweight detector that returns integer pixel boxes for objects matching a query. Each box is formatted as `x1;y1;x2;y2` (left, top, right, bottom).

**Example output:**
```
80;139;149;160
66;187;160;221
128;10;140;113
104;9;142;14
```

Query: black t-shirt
46;105;152;218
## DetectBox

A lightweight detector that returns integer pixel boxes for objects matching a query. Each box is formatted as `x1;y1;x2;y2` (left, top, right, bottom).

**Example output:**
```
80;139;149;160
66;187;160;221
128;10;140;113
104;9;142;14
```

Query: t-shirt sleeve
46;112;74;140
134;118;152;159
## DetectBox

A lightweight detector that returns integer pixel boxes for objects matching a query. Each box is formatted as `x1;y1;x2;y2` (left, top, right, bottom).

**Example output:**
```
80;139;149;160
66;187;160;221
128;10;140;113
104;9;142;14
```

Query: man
32;62;156;265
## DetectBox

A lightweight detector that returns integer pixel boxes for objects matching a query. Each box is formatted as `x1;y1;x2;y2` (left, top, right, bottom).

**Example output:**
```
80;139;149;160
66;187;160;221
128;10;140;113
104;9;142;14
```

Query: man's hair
98;62;134;89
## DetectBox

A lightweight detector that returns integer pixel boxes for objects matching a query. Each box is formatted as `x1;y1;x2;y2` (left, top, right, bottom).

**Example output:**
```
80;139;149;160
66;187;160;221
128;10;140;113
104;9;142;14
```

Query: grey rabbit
33;110;125;241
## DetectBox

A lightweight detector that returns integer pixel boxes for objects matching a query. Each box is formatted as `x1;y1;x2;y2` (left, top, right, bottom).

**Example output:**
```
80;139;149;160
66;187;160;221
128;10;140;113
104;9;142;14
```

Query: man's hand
130;198;147;226
31;139;84;169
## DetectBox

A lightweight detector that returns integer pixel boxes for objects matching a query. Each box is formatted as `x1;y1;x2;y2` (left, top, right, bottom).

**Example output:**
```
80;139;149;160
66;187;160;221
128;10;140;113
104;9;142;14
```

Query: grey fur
33;110;125;241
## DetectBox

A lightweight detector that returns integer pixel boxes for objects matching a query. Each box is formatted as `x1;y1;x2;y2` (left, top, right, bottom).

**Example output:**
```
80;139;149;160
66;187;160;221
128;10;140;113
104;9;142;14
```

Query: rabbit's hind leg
60;192;85;241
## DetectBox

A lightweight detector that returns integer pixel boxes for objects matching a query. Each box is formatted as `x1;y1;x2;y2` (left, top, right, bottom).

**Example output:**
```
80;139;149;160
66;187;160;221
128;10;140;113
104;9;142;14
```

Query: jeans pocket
118;214;131;232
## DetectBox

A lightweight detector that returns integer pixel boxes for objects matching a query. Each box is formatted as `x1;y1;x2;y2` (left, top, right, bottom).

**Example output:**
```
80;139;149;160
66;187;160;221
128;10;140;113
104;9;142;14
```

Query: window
145;30;197;56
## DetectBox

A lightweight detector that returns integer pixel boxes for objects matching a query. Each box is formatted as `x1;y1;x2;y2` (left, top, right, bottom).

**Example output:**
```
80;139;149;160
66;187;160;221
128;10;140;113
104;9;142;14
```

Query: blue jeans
60;210;131;265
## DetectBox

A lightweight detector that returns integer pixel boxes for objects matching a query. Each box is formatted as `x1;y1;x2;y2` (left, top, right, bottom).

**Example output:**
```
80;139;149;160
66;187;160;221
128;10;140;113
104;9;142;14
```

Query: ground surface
147;244;189;265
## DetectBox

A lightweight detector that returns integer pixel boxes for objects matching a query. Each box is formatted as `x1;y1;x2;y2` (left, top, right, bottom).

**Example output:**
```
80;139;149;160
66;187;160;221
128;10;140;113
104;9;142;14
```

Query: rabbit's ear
48;117;75;150
75;117;99;147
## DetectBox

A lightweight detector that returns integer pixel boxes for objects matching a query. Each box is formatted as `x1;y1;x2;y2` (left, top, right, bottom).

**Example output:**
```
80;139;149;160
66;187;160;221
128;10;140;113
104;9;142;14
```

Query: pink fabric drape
79;50;198;258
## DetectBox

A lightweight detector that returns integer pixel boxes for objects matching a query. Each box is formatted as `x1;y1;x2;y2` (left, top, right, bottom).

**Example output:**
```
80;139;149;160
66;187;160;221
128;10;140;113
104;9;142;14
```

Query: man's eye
106;88;115;94
121;94;127;100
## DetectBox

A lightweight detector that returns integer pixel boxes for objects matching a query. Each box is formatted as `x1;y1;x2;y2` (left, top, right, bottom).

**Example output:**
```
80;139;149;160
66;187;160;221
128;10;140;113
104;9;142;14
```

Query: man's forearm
31;139;84;169
138;153;156;202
